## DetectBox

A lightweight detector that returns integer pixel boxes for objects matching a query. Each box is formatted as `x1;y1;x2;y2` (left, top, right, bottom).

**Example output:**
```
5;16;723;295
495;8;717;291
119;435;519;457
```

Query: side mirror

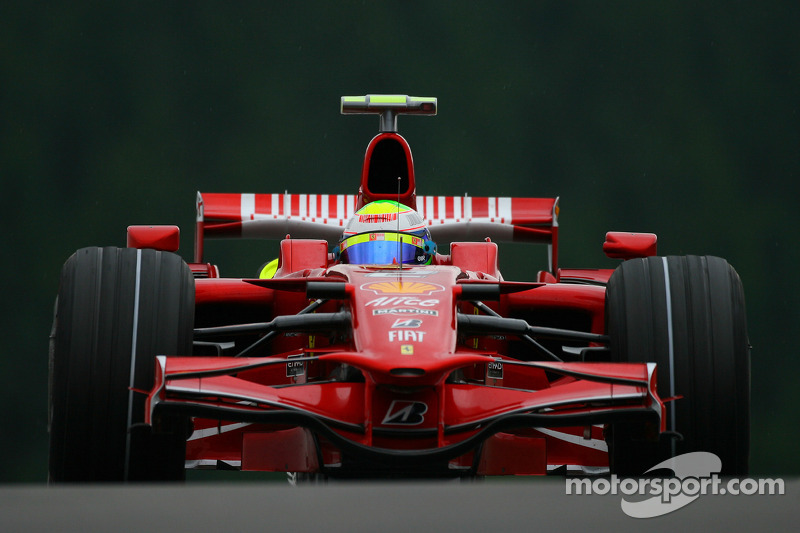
603;232;657;260
127;225;180;252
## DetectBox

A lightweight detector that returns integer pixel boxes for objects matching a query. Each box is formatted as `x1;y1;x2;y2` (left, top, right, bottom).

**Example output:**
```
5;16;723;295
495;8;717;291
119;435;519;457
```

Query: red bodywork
142;111;664;478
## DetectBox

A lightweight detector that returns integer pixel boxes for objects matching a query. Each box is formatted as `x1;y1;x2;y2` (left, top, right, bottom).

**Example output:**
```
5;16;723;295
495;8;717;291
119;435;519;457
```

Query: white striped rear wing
194;192;559;267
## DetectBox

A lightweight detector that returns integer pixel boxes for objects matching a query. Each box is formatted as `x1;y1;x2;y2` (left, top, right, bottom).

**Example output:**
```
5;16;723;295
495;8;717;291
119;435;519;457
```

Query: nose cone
337;265;463;384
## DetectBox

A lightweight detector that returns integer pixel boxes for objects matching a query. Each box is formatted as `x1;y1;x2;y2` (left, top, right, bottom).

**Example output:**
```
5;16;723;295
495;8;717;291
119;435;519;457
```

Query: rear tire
49;247;194;482
606;256;750;475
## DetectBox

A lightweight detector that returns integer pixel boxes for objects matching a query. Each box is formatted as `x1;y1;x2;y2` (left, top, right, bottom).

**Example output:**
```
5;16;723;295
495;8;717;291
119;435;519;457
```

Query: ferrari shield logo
381;400;428;425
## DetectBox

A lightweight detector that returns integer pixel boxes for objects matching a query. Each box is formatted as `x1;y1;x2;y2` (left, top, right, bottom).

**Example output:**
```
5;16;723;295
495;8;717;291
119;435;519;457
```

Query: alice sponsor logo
366;297;439;307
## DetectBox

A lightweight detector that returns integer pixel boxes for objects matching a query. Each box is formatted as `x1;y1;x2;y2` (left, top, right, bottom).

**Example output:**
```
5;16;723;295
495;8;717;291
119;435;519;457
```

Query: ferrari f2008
49;95;750;481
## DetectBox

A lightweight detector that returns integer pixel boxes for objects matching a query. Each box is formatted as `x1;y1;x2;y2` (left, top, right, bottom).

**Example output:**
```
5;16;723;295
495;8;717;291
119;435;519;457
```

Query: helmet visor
339;232;432;265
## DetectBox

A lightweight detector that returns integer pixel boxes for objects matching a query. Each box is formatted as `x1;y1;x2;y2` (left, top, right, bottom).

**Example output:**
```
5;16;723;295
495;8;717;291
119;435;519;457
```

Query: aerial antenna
396;176;402;271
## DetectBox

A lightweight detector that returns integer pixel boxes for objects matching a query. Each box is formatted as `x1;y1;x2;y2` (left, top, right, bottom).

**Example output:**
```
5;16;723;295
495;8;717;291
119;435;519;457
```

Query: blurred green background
2;2;797;481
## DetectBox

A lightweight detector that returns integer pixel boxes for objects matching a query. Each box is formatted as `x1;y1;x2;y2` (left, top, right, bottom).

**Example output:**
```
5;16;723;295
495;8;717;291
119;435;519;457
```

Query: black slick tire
49;247;194;482
606;256;750;476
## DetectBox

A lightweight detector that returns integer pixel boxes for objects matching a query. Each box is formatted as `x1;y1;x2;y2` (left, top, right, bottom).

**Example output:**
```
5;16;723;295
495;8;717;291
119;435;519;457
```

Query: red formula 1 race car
48;95;750;482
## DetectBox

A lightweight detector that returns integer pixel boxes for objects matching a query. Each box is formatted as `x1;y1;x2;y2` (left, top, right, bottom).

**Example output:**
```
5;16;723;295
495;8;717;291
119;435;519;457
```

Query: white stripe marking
186;460;242;469
188;422;251;441
498;197;511;224
425;196;434;223
124;249;143;481
535;427;609;452
662;257;676;457
271;193;279;216
241;193;255;221
336;195;344;222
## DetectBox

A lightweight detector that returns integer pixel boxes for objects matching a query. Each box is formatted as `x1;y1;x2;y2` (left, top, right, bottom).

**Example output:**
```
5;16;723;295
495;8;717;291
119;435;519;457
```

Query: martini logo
372;308;439;316
361;281;444;295
381;400;428;425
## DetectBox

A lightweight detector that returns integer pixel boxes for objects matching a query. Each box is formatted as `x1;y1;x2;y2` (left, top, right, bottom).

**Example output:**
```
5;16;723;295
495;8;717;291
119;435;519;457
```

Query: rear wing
195;192;559;271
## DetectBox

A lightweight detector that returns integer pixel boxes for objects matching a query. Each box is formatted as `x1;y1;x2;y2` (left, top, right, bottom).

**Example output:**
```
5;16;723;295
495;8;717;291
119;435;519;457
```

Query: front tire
606;256;750;475
49;247;194;482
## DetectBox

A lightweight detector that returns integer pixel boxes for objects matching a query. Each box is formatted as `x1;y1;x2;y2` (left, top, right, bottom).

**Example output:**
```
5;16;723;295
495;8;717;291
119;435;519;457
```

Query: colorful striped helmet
338;201;436;265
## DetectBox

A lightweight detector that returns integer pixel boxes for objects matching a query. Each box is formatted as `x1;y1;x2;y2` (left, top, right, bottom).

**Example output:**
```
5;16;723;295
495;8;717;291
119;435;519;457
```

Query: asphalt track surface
1;478;796;532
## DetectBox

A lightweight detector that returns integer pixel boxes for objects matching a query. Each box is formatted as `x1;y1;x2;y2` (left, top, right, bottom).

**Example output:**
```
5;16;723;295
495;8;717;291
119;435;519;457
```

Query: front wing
147;353;664;476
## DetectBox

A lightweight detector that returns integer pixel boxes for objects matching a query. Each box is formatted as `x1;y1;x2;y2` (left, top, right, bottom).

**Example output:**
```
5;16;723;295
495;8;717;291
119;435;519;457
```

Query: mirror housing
603;232;657;260
127;225;180;252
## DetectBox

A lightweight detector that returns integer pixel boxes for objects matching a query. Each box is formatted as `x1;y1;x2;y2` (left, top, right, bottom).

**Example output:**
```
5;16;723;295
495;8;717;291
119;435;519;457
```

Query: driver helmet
338;200;436;265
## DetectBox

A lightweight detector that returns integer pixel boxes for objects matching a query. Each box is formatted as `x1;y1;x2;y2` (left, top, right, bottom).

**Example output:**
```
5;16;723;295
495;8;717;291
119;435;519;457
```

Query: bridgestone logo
381;401;428;425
